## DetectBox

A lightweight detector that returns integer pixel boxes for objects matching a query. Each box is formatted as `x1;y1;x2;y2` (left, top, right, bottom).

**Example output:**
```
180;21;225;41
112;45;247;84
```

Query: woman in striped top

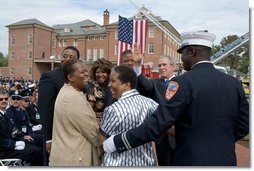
99;65;158;166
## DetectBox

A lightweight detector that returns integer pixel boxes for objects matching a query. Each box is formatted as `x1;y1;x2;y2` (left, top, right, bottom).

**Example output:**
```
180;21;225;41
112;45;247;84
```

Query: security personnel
103;30;249;166
6;90;46;165
0;90;43;165
23;88;41;126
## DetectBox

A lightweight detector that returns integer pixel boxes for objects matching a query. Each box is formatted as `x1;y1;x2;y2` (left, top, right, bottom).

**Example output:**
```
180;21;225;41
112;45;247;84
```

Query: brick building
4;8;181;80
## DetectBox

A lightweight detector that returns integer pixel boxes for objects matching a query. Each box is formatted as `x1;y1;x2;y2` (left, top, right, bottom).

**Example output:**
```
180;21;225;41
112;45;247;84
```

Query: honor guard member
0;90;43;166
103;30;249;166
22;88;41;127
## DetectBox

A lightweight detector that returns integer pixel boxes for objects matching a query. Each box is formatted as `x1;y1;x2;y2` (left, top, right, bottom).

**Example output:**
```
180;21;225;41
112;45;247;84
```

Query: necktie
165;79;170;86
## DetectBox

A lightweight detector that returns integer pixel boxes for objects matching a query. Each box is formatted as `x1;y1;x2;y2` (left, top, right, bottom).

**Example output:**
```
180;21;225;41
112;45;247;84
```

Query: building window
88;37;93;41
28;67;32;75
87;49;91;61
100;48;104;59
170;48;172;56
11;52;15;59
28;51;32;59
94;37;98;40
93;49;98;61
164;45;166;55
11;36;15;45
115;45;118;55
63;40;66;47
148;43;154;54
115;31;118;40
10;68;14;75
52;39;56;48
73;39;78;46
149;27;154;38
167;46;169;55
100;36;104;40
28;34;33;44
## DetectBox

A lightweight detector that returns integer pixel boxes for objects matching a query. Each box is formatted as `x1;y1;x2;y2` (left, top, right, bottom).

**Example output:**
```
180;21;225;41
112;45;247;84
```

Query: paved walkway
236;143;250;167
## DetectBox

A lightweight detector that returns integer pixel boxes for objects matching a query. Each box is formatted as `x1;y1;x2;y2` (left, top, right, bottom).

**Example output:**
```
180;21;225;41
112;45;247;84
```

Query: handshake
32;124;42;131
15;141;25;150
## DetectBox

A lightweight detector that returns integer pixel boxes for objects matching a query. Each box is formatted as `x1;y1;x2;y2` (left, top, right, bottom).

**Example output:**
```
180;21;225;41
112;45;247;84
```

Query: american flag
117;15;148;65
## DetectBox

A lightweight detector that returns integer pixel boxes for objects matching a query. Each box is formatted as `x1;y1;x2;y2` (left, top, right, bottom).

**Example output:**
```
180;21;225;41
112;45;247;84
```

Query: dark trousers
155;134;175;166
2;144;43;166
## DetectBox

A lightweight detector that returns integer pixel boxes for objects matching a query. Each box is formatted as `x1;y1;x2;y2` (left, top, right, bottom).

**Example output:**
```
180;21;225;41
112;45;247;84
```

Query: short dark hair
62;59;83;83
113;65;137;89
62;46;80;59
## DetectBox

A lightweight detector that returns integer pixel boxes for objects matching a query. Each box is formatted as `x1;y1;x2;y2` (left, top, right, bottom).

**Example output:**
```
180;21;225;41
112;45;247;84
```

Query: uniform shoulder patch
165;81;179;100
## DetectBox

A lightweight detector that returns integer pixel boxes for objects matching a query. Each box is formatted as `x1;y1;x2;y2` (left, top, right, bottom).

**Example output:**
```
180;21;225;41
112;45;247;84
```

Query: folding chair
0;159;23;166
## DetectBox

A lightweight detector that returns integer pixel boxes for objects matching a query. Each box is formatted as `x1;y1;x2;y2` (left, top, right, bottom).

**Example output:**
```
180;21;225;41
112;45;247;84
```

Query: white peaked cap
177;30;216;53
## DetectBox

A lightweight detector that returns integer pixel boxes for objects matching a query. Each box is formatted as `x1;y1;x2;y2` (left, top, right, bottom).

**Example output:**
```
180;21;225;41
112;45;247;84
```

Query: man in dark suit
38;46;80;154
103;30;249;166
133;53;176;166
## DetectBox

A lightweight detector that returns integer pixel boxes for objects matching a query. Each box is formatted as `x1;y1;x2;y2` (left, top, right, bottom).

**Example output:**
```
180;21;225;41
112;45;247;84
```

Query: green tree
212;35;249;74
0;52;8;67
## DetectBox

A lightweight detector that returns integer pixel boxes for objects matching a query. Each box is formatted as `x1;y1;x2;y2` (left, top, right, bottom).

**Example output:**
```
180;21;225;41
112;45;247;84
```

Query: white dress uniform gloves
103;135;116;153
32;124;42;131
15;141;25;150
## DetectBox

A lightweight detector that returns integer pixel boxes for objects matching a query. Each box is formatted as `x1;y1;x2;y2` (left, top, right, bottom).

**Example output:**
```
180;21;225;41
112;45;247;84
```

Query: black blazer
38;68;64;141
0;113;16;155
137;74;167;102
114;63;249;166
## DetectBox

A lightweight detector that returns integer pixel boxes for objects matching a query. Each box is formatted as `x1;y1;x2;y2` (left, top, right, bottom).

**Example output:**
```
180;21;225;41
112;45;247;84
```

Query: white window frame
115;31;118;40
100;48;104;59
87;49;91;61
10;68;14;75
149;27;154;38
63;40;66;47
28;34;33;44
73;39;78;46
11;52;15;59
115;45;118;55
148;43;154;54
28;51;32;59
28;67;32;75
11;36;15;45
93;49;98;61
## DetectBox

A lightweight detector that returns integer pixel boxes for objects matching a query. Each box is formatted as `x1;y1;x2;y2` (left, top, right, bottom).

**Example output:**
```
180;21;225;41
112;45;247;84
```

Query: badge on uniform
165;81;179;100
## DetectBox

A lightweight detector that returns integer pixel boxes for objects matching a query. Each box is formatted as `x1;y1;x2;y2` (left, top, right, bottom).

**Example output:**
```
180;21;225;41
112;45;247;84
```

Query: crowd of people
0;30;249;166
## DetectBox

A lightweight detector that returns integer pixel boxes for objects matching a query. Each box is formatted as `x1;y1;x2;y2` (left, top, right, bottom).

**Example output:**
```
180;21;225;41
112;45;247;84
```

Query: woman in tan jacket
49;59;100;166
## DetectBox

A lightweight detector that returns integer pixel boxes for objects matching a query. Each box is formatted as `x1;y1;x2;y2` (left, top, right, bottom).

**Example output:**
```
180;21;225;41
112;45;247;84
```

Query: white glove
103;135;116;153
15;141;25;147
32;124;42;131
15;141;25;150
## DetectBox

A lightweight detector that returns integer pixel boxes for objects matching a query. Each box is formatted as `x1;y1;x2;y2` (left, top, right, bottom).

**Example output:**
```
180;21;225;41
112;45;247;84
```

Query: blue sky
0;0;249;55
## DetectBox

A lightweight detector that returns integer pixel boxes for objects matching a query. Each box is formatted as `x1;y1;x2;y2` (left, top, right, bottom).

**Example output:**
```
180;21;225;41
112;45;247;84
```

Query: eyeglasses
24;100;30;103
11;97;21;101
0;97;8;101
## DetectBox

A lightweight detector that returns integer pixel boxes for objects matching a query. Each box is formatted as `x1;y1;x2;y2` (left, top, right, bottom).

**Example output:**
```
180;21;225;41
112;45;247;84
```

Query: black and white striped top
100;89;158;166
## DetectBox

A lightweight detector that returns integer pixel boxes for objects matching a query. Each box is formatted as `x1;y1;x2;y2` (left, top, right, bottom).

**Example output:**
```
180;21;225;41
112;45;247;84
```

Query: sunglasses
11;97;21;101
24;100;30;103
0;97;8;101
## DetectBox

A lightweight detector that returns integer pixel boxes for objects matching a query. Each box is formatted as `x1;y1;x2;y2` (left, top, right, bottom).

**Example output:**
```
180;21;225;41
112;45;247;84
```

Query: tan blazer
49;84;99;166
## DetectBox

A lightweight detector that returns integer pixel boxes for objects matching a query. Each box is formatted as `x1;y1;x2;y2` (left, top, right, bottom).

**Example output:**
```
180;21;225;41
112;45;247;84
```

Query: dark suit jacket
38;68;64;141
137;74;175;166
137;75;167;102
114;63;249;166
0;112;16;155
